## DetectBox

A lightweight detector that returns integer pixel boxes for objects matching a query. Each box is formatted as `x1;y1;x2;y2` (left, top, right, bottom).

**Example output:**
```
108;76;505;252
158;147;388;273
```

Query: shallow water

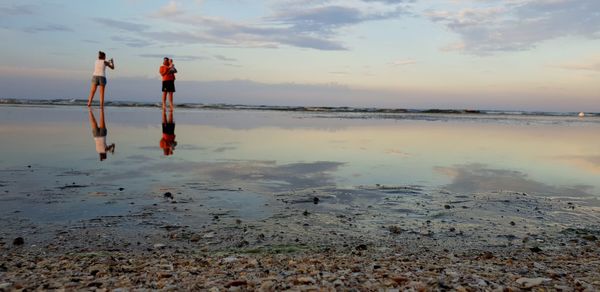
0;105;599;231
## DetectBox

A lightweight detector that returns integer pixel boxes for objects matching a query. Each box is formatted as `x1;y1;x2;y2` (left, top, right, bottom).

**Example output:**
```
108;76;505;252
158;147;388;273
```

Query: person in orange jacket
159;106;177;156
159;57;177;110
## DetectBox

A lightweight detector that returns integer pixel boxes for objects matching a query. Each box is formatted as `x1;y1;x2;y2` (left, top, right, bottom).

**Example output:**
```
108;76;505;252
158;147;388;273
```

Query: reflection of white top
93;60;106;77
95;137;107;153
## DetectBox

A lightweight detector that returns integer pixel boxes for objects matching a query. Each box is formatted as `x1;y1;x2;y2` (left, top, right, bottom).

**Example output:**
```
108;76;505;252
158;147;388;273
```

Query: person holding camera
160;57;177;110
89;107;115;161
87;51;115;107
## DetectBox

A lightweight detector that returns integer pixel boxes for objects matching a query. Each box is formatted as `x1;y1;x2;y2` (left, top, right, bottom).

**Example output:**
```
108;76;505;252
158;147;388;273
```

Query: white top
95;137;107;153
93;60;106;77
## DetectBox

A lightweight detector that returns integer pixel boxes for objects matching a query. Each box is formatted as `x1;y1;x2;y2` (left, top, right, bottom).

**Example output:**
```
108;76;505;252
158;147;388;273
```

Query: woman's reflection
89;107;115;161
160;107;177;156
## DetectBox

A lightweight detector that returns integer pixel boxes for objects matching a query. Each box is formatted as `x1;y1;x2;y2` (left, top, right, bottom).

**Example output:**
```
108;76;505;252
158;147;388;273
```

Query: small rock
388;226;402;234
510;221;516;226
247;259;258;267
118;187;124;191
313;197;320;204
529;246;543;253
295;276;316;284
225;280;247;288
190;234;202;242
444;204;451;209
303;210;309;216
480;251;494;259
392;276;409;285
0;283;12;290
12;237;24;246
87;282;103;288
158;272;173;279
355;244;367;251
260;280;274;290
163;192;173;199
581;235;597;241
223;256;237;263
153;243;166;249
515;277;550;288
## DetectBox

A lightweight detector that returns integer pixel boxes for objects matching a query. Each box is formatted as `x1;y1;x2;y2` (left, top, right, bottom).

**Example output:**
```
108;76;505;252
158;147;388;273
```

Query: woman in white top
89;107;115;161
87;51;115;107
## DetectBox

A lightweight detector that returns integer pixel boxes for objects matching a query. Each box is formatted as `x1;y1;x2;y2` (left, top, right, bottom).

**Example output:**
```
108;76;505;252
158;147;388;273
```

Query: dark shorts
92;127;107;137
162;80;175;92
92;76;107;86
162;123;175;135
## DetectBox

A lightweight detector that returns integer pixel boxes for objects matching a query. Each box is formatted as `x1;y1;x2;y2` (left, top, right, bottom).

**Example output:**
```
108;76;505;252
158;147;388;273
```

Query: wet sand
1;165;599;290
1;105;599;290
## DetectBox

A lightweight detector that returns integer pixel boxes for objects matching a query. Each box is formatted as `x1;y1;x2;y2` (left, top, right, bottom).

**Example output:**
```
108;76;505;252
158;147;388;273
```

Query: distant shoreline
1;98;598;117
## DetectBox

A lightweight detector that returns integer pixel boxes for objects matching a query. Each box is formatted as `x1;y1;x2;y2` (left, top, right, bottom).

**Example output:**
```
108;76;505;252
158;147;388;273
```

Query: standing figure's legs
87;84;98;107
99;106;106;129
168;92;174;111
88;108;98;130
162;92;167;109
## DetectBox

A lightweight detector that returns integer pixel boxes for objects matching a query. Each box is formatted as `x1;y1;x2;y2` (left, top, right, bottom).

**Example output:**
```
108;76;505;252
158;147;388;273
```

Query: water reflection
160;107;177;156
88;107;115;161
435;164;594;197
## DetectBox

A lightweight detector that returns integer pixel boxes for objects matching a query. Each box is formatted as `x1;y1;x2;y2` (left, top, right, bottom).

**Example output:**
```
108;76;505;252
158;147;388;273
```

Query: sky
0;0;599;111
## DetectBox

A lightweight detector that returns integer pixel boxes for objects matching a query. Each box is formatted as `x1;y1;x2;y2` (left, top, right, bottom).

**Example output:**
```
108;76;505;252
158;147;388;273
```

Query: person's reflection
89;107;115;161
160;107;177;156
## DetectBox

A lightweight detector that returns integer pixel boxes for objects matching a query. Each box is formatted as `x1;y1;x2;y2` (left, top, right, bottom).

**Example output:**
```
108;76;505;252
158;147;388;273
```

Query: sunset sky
1;0;599;111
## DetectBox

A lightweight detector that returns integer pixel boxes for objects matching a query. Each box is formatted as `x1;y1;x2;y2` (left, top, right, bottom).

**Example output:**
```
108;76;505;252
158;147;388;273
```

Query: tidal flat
1;105;599;290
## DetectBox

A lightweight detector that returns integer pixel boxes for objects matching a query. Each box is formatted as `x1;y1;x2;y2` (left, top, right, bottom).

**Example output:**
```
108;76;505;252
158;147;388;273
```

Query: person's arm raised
105;59;115;70
160;66;168;76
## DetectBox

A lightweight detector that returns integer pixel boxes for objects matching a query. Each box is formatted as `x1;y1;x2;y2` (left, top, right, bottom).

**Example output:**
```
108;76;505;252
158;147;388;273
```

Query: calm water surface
1;106;599;194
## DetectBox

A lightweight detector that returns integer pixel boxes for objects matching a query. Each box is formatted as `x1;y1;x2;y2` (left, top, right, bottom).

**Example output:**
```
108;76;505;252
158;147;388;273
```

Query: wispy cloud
428;0;600;55
94;18;149;32
93;1;414;51
24;24;73;33
389;59;417;66
214;55;237;62
0;4;34;16
555;61;600;72
139;54;207;61
154;1;183;17
111;36;153;48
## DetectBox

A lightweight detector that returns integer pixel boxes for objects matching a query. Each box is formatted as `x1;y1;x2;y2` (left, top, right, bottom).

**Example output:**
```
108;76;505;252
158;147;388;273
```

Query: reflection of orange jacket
160;134;176;149
160;65;175;81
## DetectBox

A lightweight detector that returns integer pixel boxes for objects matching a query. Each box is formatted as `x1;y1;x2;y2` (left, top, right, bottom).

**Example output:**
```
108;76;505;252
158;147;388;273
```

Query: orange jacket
160;65;176;81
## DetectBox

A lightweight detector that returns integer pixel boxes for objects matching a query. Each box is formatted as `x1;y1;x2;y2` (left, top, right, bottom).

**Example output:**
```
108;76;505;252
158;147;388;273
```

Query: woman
89;107;115;161
87;51;115;107
159;57;177;110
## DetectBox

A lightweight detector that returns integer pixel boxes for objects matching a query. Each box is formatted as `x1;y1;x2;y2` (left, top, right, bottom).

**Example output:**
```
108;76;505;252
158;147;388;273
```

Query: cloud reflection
436;163;593;197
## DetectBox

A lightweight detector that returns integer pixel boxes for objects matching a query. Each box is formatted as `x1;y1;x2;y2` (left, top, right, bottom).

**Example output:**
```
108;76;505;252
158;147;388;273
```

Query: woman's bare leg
87;84;98;107
162;92;167;109
99;106;106;129
89;108;98;130
168;92;174;111
99;85;105;108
